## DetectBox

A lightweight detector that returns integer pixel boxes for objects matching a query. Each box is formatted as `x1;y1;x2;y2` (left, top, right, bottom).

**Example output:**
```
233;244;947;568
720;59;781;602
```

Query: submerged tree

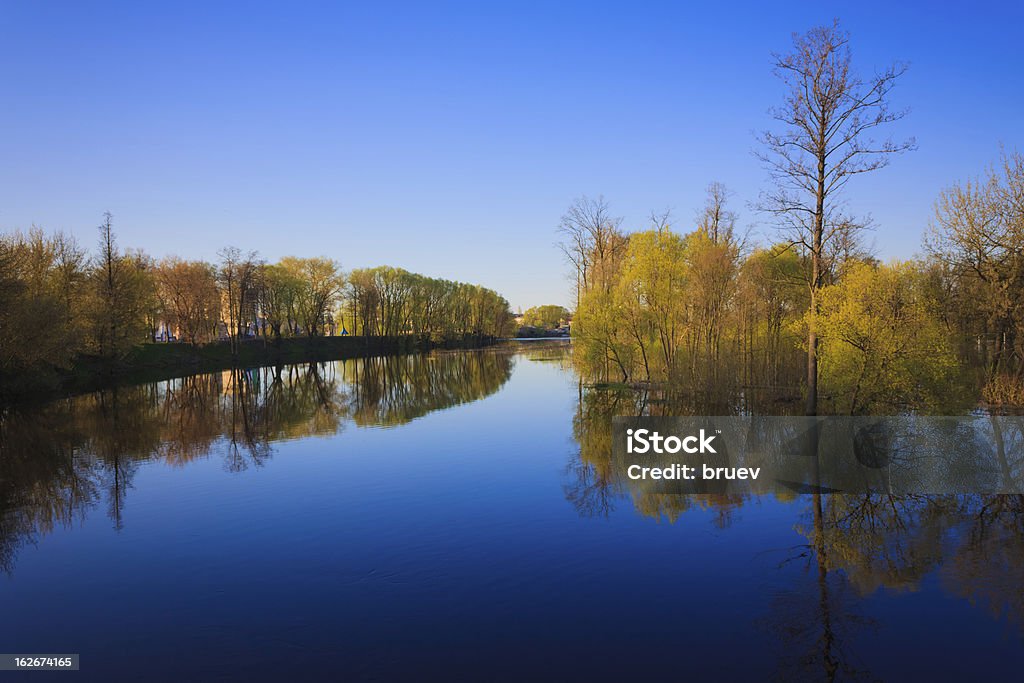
685;191;742;378
757;20;914;415
735;245;807;387
814;261;963;414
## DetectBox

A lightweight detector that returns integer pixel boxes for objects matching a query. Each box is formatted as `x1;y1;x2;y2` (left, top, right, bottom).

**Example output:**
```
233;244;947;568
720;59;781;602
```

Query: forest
0;214;514;399
565;22;1024;415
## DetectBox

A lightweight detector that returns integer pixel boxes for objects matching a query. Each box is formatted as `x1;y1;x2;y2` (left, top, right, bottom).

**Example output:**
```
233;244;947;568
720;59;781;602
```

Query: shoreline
7;335;504;405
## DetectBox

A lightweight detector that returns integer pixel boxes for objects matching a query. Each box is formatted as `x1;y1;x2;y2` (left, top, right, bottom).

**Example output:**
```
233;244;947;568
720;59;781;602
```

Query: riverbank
515;326;570;338
8;335;502;403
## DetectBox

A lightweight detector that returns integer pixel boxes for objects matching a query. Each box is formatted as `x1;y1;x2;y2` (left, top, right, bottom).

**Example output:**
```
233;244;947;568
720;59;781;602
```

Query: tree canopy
520;305;570;329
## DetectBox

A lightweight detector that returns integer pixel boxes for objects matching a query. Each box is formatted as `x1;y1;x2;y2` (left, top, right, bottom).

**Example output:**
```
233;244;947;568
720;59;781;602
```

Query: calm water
1;343;1022;681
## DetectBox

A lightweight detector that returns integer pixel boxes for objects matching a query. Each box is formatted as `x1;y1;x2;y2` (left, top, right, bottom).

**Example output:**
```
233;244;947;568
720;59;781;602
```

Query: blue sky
2;1;1022;310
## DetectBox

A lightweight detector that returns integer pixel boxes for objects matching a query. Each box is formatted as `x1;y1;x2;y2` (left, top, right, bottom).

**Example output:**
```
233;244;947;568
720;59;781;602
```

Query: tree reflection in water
0;349;512;570
566;381;1024;679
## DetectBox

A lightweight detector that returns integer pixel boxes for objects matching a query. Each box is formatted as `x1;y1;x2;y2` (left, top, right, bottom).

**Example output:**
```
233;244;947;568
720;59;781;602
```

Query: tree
154;258;221;344
217;247;261;353
346;268;380;336
88;213;155;359
277;257;345;336
573;284;632;382
557;196;628;308
258;263;302;342
736;245;806;386
686;186;742;376
520;305;570;329
757;20;914;415
342;266;512;341
697;181;737;245
814;261;961;414
0;232;80;394
49;231;88;339
616;229;690;378
927;149;1024;395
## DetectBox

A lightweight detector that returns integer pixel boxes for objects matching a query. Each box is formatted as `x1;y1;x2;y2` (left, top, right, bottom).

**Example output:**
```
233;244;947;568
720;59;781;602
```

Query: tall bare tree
757;21;914;414
557;196;627;308
697;181;737;245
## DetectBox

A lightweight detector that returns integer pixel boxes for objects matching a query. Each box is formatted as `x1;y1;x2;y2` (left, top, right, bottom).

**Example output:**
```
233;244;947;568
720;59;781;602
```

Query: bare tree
557;195;627;308
649;208;673;234
757;20;914;415
697;181;737;245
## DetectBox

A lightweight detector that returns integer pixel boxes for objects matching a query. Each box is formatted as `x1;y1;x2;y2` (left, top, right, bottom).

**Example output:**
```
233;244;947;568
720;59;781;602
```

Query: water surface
1;343;1022;681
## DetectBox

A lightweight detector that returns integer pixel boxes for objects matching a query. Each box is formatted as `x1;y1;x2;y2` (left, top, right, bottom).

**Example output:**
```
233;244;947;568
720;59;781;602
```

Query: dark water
1;343;1022;681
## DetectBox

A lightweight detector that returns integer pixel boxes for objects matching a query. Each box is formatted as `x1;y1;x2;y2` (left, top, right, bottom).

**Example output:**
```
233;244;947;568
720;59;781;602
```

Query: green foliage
258;263;302;340
573;222;758;385
520;305;569;329
276;256;345;336
0;230;89;395
1;218;514;398
570;210;973;416
614;229;689;378
570;148;1024;411
929;149;1024;386
344;266;513;340
573;284;634;382
814;261;964;414
736;245;808;386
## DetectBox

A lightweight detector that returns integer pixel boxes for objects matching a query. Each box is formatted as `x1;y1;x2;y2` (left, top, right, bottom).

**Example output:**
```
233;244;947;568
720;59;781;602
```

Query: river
1;342;1022;681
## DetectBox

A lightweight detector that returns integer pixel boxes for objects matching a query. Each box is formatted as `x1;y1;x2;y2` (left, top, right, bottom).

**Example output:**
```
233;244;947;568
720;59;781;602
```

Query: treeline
0;216;513;398
346;266;513;340
519;305;571;329
0;215;154;396
928;151;1024;405
567;150;1024;413
565;189;812;392
566;20;1024;414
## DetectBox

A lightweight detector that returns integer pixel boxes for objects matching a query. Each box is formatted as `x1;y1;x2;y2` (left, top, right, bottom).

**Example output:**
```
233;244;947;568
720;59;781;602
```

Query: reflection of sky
1;351;1022;679
3;2;1023;310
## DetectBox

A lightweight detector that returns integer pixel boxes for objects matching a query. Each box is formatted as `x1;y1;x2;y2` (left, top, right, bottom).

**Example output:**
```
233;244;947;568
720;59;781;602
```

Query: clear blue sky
2;1;1022;310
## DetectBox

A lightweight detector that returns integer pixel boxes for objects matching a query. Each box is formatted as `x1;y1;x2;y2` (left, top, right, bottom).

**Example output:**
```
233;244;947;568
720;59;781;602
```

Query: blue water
1;345;1021;681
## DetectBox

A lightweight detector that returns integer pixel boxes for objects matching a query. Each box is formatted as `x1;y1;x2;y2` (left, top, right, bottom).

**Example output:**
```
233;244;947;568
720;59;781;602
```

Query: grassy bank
53;335;500;399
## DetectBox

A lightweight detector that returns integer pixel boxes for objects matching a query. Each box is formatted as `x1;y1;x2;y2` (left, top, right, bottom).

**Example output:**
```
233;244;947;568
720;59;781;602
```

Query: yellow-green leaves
814;261;963;414
520;305;570;329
